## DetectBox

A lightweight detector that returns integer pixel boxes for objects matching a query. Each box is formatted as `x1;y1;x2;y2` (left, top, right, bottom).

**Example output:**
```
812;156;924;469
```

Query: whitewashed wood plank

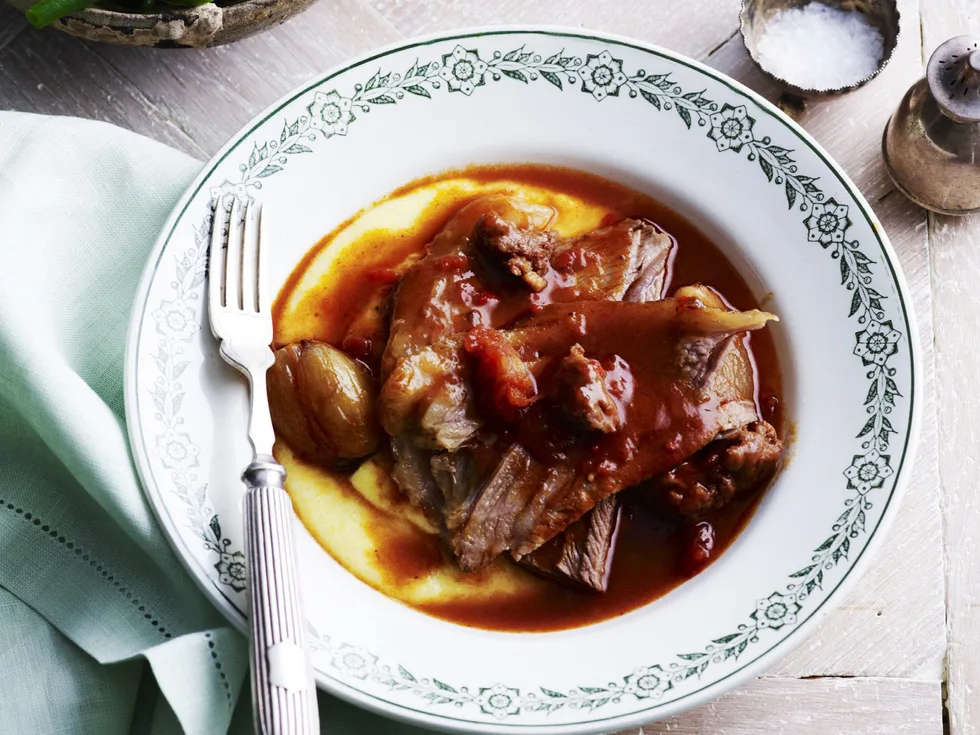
930;213;980;735
71;0;742;157
0;29;207;156
921;4;980;733
310;677;942;734
367;0;744;63
0;0;402;156
86;0;403;155
922;0;980;42
620;677;941;735
234;674;941;734
367;0;743;63
0;7;28;52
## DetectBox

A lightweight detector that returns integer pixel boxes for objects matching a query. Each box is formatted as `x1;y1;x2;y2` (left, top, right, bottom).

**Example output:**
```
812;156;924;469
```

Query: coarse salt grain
756;2;885;91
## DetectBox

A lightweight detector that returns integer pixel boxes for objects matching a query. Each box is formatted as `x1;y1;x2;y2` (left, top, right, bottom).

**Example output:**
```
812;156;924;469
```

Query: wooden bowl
5;0;319;47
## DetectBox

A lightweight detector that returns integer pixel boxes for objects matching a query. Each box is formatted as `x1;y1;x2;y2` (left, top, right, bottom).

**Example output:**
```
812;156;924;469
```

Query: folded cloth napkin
0;112;431;735
0;110;249;734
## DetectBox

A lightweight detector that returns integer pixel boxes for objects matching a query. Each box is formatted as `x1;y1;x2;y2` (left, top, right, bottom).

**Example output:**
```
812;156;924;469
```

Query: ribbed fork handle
243;459;319;735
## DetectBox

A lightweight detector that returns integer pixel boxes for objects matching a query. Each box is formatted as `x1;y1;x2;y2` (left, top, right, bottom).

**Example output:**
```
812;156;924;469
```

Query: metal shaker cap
928;35;980;124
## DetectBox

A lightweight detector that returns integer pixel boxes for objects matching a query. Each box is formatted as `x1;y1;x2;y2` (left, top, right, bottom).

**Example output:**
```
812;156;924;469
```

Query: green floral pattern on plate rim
131;29;916;727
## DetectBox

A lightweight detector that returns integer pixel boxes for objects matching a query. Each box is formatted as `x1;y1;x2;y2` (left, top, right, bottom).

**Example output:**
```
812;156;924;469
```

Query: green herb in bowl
26;0;208;27
8;0;318;47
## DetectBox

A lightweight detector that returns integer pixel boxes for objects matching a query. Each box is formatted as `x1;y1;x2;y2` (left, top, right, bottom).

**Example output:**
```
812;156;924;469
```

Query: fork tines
209;195;264;317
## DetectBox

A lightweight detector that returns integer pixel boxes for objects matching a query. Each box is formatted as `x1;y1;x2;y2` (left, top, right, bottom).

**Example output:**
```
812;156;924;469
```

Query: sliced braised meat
377;196;774;578
645;420;783;518
726;420;783;481
381;291;777;570
380;340;481;453
519;496;621;592
384;201;674;385
527;221;671;584
623;224;675;303
551;221;674;303
474;214;674;300
381;205;676;455
475;210;559;292
381;289;775;453
382;195;556;379
423;216;671;582
390;436;445;526
430;449;483;530
448;444;578;568
553;344;623;434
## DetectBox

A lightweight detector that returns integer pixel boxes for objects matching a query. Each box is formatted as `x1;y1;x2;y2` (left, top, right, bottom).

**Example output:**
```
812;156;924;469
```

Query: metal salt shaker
883;35;980;215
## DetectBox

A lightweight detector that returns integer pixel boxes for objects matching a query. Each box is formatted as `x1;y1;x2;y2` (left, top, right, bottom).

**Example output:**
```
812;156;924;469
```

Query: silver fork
208;195;320;735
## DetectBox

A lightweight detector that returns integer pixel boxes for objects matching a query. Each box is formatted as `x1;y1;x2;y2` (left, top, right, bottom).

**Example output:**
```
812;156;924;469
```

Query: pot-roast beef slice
384;197;674;388
516;343;621;591
382;195;556;381
527;294;767;590
381;291;777;570
551;343;625;434
515;220;672;589
519;332;768;591
439;335;760;589
474;211;559;292
519;496;621;591
379;196;776;584
381;196;736;587
516;331;767;589
382;197;673;523
641;420;783;518
381;225;676;451
380;196;555;519
474;210;674;303
461;311;773;569
384;205;673;588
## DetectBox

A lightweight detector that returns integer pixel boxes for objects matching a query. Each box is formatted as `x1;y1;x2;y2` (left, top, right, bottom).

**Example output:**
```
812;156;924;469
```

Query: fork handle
243;459;319;735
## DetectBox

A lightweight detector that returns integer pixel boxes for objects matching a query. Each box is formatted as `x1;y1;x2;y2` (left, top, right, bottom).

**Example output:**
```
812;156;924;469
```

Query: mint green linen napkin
0;111;249;735
0;112;434;734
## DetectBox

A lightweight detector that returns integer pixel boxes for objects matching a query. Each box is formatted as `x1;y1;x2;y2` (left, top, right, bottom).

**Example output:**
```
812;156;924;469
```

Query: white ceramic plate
125;27;920;734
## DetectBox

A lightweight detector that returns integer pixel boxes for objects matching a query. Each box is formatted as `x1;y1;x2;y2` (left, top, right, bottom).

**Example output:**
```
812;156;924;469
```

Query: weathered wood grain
930;212;980;735
0;7;27;53
365;0;744;62
86;0;402;155
920;4;980;733
0;21;207;155
238;675;943;734
0;1;402;156
624;677;942;735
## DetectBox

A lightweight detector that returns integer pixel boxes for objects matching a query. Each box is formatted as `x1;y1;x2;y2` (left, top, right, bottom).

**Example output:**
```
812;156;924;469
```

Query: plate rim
123;25;923;734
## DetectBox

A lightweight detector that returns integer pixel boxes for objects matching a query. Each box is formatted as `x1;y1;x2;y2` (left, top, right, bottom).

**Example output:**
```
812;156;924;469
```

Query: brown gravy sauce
273;164;783;632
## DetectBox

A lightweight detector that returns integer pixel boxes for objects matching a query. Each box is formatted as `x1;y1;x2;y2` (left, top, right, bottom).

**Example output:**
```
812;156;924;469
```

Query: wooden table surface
1;1;976;733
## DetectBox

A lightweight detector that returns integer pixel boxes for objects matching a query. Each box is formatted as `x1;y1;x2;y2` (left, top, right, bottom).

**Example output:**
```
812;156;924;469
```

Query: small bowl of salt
740;0;900;98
